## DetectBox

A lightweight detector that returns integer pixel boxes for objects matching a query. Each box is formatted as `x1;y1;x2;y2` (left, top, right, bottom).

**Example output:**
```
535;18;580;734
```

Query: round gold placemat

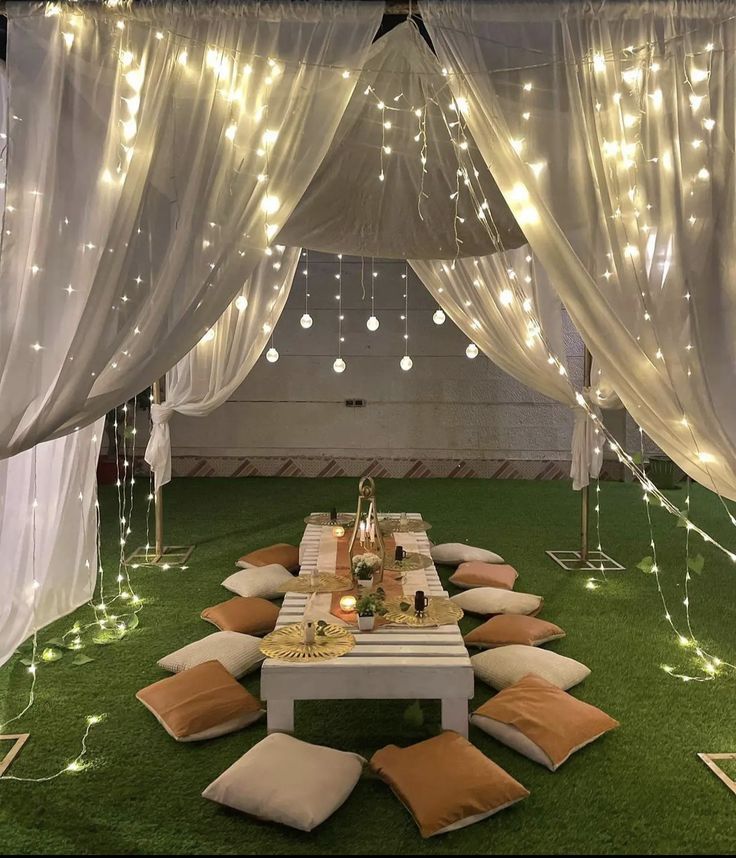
260;623;356;661
382;596;463;627
276;573;352;594
379;517;432;534
384;552;434;573
304;512;355;527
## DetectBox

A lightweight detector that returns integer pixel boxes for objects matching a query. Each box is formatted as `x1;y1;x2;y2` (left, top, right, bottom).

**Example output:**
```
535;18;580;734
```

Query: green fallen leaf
121;613;139;632
40;647;63;663
92;627;126;646
687;553;705;575
403;700;424;730
19;657;33;667
636;556;654;574
44;637;73;650
72;653;95;666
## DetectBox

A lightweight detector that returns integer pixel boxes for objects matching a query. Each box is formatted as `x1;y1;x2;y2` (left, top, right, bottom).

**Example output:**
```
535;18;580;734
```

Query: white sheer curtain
279;20;524;259
411;244;603;488
423;0;736;500
0;1;382;666
144;245;300;490
0;420;104;669
0;0;382;457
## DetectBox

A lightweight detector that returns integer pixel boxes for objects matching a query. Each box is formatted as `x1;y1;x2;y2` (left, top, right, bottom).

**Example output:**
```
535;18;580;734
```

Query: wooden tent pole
151;376;165;560
580;346;593;562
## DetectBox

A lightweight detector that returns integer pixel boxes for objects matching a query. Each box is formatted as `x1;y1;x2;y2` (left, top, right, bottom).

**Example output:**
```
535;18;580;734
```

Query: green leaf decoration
72;653;95;666
40;647;63;663
648;494;662;508
676;514;688;528
92;627;126;646
122;613;139;631
19;657;33;667
403;700;425;730
687;553;705;575
636;556;654;574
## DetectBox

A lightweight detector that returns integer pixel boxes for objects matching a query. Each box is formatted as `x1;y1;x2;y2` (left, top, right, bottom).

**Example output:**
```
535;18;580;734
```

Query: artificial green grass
1;476;735;855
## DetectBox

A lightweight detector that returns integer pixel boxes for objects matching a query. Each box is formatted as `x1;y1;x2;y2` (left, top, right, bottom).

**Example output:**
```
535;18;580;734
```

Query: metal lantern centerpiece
347;476;386;585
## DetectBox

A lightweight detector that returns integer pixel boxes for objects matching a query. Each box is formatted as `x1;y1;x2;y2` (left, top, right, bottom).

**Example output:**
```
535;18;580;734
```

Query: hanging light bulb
400;355;413;371
432;308;446;325
366;315;380;331
333;357;346;373
300;313;313;329
466;343;479;359
266;347;279;363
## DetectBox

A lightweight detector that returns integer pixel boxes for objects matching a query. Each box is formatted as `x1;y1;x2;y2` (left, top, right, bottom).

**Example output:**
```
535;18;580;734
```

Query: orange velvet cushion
136;660;264;741
449;562;518;590
370;731;529;837
201;597;280;635
465;615;566;649
237;543;300;573
471;674;619;770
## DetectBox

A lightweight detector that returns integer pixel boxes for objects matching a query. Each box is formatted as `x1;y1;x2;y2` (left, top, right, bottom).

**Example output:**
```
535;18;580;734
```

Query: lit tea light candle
333;525;345;538
339;595;357;613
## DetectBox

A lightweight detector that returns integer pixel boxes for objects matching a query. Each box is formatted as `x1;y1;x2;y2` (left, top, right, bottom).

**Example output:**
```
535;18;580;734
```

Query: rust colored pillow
449;562;518;590
201;597;280;635
370;731;529;838
465;615;566;649
471;674;619;770
237;543;300;573
136;660;264;741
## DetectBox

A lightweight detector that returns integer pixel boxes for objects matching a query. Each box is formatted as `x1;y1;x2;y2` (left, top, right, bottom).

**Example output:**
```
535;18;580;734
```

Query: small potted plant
352;552;381;590
355;588;386;632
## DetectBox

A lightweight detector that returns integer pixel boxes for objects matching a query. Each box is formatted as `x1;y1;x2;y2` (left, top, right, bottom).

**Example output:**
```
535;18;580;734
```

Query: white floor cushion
431;543;504;565
471;645;591;691
451;588;543;617
221;563;293;599
202;733;366;831
157;631;265;679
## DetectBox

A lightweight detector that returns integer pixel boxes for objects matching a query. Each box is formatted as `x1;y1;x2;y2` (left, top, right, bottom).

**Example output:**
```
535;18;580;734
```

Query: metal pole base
124;544;195;569
545;549;625;572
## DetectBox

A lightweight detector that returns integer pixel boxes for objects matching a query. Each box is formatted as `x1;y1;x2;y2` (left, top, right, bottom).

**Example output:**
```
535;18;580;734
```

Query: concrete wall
137;253;627;478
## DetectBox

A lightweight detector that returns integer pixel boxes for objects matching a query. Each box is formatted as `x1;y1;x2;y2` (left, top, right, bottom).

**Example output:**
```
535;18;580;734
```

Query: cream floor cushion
157;631;265;679
202;733;365;831
451;588;543;617
221;563;293;599
471;645;591;691
430;543;504;565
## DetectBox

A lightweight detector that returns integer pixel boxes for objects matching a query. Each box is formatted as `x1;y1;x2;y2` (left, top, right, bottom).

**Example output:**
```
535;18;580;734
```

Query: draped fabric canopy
279;21;524;259
411;245;604;489
0;0;382;459
144;245;301;490
422;0;736;501
0;0;383;667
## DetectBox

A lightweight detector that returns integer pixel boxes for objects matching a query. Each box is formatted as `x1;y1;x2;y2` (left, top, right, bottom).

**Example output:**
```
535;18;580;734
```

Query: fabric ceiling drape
0;0;382;458
144;245;301;490
411;245;604;489
279;21;524;259
422;0;736;500
0;1;382;666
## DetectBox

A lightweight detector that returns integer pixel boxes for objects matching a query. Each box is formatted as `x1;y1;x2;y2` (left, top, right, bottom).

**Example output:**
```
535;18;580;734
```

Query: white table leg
267;699;294;734
441;698;469;738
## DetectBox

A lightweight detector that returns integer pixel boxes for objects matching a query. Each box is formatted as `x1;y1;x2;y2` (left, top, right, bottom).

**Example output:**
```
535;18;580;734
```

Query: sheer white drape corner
0;2;382;665
422;0;736;500
0;0;383;458
0;420;104;669
144;245;301;490
411;244;602;489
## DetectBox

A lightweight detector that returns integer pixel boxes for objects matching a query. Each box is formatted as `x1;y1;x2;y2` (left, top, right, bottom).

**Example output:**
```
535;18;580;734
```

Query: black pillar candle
395;545;405;562
330;506;338;523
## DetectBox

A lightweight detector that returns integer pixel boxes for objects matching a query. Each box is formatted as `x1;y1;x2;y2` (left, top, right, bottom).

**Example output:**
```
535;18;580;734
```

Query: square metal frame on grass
124;544;195;569
0;734;30;777
698;753;736;797
546;549;625;572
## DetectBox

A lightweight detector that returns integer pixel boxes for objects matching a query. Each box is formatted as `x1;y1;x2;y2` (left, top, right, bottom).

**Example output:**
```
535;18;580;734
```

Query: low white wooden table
261;513;474;737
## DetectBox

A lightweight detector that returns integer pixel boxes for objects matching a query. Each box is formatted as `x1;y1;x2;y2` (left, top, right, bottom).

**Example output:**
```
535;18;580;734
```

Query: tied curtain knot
144;403;175;491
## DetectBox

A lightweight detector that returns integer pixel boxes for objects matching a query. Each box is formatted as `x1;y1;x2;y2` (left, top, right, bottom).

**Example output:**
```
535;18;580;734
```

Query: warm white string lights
333;254;346;373
299;249;312;329
399;263;412;371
